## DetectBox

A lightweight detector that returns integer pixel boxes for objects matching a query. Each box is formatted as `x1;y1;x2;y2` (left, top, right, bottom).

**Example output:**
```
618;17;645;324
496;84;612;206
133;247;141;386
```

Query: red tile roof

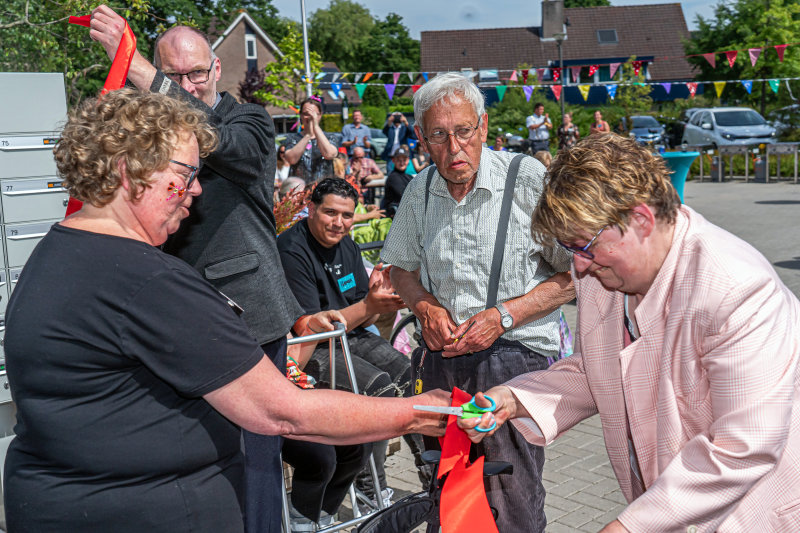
420;3;694;81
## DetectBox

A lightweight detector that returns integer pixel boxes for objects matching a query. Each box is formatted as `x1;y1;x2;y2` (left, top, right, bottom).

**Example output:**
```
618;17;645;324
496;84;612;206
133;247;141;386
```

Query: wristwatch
495;303;514;332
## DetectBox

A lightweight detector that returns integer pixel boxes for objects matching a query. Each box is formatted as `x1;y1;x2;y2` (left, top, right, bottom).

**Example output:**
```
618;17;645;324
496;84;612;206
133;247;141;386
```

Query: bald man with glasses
90;6;305;533
380;73;574;532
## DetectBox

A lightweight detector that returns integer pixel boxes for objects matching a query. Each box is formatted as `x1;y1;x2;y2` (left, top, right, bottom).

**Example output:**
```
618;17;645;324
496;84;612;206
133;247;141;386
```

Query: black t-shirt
382;169;415;217
277;219;368;316
4;225;263;532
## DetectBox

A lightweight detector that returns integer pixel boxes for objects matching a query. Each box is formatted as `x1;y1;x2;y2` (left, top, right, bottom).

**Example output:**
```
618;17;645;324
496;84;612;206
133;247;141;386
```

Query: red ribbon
65;14;137;216
437;388;499;533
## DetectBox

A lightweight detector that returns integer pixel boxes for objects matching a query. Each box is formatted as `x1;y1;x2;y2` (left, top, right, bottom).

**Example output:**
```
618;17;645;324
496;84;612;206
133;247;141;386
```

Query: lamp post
555;33;566;119
300;0;312;98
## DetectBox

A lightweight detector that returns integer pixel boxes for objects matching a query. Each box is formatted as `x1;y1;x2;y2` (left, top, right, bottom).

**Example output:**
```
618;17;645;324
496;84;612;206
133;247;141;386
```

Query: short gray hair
153;26;217;68
413;72;485;133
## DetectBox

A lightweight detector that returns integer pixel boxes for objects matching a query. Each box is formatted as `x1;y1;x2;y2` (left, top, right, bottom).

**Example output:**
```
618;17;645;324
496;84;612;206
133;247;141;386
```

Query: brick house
420;3;697;105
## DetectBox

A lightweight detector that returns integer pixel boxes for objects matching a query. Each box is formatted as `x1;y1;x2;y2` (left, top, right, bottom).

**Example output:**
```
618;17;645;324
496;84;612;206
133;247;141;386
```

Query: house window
597;29;618;44
245;34;257;60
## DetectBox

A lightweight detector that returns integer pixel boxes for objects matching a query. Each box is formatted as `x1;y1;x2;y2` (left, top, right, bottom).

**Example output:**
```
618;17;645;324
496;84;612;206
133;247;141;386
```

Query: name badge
337;273;356;293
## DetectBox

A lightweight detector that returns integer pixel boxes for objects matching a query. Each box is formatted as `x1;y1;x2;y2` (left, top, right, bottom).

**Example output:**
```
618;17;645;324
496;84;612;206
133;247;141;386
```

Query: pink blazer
507;206;800;532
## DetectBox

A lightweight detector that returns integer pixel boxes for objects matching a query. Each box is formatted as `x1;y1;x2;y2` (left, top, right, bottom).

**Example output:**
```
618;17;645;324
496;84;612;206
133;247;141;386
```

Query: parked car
664;108;703;147
620;115;667;146
767;104;800;140
369;128;388;160
681;107;777;148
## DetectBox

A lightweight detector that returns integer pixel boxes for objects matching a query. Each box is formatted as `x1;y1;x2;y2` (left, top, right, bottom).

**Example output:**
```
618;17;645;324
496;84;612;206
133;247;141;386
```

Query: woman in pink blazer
461;134;800;532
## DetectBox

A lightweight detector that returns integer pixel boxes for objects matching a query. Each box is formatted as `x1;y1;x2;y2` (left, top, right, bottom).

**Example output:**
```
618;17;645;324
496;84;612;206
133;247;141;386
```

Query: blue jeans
413;338;551;533
242;337;287;533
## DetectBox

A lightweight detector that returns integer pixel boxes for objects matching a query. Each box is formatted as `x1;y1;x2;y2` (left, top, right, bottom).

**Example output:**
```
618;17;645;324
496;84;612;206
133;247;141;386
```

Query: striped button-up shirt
381;147;571;358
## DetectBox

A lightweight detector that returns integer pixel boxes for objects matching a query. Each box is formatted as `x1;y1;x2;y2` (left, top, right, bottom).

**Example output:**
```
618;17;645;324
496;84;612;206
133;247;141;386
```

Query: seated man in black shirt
381;147;414;218
277;178;413;507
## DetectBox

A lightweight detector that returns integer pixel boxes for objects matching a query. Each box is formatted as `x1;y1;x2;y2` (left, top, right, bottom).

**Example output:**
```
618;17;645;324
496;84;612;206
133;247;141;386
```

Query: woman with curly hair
3;88;448;533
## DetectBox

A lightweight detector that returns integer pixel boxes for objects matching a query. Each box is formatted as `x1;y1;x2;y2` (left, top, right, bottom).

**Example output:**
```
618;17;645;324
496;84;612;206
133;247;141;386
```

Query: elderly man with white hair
380;73;575;532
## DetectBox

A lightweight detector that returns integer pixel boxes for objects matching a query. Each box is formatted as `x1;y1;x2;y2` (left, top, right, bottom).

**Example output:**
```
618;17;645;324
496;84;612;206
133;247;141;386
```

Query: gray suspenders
422;153;525;309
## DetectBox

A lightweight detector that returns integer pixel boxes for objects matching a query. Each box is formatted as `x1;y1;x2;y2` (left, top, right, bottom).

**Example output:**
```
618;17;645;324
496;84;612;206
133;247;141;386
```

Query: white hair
413;72;485;134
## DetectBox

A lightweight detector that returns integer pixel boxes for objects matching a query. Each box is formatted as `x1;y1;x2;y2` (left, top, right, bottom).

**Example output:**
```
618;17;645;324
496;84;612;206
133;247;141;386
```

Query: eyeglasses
164;61;214;85
169;159;199;190
424;120;481;145
557;226;607;260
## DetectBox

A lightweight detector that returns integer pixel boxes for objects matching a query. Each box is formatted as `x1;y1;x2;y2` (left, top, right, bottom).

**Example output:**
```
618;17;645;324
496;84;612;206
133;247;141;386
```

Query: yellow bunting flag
578;84;591;101
714;81;726;98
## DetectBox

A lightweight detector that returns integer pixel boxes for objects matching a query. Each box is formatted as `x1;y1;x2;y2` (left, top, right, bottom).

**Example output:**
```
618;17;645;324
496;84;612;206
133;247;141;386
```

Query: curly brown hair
532;133;680;244
54;88;217;207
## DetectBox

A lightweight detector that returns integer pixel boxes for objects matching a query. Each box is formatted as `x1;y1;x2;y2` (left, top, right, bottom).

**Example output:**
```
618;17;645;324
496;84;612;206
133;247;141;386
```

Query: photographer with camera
381;112;416;168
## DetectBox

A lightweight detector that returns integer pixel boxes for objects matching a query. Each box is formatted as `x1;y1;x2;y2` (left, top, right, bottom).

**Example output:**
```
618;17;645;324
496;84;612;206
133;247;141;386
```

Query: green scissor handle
460;395;497;432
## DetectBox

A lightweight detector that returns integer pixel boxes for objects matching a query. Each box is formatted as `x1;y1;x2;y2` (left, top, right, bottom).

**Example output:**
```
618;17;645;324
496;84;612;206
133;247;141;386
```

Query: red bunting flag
687;82;698;98
749;48;761;67
775;44;788;62
551;85;562;101
411;84;422;93
588;65;598;76
521;69;529;84
632;60;642;76
66;14;137;216
725;51;738;68
703;53;716;68
552;68;561;82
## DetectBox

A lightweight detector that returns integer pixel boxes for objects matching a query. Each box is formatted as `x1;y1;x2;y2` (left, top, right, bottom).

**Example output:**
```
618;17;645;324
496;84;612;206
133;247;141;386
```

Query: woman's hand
457;387;518;443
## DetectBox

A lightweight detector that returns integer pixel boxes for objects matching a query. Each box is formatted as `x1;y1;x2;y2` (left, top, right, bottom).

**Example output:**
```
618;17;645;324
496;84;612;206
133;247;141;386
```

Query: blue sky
271;0;716;38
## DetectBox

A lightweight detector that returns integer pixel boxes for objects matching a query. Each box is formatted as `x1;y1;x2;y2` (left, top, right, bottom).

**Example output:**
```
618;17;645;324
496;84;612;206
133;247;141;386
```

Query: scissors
414;395;497;432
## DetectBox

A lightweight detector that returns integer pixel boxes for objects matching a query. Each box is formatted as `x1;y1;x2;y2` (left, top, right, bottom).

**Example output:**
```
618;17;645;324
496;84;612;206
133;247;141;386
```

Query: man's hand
457;388;517;443
442;307;504;357
412;389;453;437
365;264;405;315
417;301;458;351
306;310;347;333
89;5;128;61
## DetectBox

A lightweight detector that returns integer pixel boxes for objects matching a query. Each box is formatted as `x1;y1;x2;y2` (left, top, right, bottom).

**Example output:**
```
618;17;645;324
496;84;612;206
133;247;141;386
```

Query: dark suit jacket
381;123;416;160
154;74;303;345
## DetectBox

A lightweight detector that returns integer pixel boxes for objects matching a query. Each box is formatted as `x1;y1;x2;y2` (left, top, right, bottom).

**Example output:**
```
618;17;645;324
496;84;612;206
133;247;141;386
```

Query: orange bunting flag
363;72;374;82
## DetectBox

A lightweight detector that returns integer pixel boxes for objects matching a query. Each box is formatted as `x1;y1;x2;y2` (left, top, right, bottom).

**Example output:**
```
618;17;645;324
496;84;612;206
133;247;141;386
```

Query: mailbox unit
0;73;69;483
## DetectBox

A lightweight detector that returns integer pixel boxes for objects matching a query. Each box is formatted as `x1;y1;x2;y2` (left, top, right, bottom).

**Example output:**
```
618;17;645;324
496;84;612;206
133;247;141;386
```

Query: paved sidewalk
373;180;800;532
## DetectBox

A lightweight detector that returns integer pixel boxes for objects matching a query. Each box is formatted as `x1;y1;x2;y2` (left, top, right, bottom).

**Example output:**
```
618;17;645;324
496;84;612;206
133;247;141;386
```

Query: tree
253;24;323;109
564;0;610;7
308;0;374;73
684;0;800;114
307;0;419;72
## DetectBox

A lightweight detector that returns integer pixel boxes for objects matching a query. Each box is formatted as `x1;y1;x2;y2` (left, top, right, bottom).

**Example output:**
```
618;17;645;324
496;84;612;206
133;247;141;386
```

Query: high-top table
661;151;700;202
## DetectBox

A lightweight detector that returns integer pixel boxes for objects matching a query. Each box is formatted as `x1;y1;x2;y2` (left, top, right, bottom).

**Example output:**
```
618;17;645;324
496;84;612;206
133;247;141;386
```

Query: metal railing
281;322;385;532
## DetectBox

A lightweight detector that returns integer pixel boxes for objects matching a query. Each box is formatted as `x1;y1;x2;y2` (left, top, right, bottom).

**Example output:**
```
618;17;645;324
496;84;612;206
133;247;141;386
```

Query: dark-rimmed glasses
169;159;199;190
424;119;481;145
164;61;214;85
557;226;607;260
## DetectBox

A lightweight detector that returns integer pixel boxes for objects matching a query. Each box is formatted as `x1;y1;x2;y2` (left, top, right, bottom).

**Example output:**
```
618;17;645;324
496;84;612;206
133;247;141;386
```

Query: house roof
420;3;694;81
211;11;282;58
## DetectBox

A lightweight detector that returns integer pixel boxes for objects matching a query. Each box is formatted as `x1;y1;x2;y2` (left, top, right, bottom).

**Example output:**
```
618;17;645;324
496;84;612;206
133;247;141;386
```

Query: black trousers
242;337;287;533
412;338;551;533
282;439;368;521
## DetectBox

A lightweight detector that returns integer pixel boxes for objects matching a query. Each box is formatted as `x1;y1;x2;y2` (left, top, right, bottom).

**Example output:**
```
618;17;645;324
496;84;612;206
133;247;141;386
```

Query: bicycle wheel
389;313;419;352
